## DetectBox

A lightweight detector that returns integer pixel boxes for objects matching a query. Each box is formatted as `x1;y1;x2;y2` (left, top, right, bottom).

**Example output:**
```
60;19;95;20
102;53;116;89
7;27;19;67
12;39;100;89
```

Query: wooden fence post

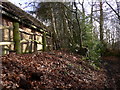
29;35;33;53
34;34;37;52
0;28;2;55
42;31;46;51
13;22;21;54
20;33;23;53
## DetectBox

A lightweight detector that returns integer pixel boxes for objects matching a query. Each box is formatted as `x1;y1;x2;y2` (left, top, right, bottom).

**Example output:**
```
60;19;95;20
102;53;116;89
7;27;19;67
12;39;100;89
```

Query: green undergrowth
81;57;101;70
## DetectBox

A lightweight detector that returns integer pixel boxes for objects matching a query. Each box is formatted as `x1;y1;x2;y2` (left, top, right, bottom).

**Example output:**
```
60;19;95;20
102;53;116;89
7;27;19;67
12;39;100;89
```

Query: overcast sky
8;0;93;12
8;0;34;11
8;0;119;14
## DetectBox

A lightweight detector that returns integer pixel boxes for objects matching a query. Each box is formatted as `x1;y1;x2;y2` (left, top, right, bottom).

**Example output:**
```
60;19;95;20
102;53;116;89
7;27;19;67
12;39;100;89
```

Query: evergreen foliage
25;1;120;62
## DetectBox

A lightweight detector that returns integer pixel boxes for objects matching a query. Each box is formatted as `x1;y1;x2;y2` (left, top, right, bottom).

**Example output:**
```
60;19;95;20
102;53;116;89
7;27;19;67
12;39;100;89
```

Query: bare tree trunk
100;1;104;43
50;5;58;50
106;1;120;24
73;2;82;48
90;1;93;25
115;0;120;24
81;0;85;29
62;4;69;48
90;1;95;40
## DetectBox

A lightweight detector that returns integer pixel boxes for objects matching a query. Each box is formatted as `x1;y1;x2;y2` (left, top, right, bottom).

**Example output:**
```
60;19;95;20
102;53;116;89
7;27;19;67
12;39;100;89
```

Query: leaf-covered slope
0;51;114;89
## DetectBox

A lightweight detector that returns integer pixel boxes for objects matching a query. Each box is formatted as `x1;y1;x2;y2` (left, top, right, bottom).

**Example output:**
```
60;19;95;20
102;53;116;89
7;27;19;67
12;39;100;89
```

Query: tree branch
105;1;120;21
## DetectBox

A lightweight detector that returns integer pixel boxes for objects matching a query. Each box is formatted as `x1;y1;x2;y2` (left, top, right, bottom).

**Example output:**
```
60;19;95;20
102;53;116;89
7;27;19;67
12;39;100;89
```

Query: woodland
1;0;120;89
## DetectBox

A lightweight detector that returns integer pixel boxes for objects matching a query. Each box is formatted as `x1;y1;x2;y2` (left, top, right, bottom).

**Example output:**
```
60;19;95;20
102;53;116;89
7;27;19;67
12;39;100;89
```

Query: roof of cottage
1;1;48;33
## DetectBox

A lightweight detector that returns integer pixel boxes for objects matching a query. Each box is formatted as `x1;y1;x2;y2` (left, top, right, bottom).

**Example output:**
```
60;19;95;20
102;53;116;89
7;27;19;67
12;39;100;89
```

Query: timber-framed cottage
0;1;50;55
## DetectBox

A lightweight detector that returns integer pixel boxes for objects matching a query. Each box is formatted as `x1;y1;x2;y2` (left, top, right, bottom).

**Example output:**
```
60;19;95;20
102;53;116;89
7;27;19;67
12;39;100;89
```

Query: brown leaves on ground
0;51;118;89
101;56;120;89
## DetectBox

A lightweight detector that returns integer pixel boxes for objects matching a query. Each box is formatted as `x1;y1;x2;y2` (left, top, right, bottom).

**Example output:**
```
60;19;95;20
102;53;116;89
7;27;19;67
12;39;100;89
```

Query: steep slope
0;51;118;89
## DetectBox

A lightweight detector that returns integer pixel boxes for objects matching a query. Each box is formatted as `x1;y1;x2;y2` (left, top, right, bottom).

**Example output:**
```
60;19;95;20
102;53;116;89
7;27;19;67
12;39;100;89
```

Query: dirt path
102;56;120;89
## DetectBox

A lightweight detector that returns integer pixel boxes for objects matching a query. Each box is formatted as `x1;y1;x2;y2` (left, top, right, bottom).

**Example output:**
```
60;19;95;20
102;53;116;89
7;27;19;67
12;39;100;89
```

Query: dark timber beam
42;31;47;51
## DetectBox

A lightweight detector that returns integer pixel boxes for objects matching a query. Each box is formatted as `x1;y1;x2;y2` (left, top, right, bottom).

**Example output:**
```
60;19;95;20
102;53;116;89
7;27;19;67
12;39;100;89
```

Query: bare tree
73;2;82;48
105;0;120;24
99;1;104;44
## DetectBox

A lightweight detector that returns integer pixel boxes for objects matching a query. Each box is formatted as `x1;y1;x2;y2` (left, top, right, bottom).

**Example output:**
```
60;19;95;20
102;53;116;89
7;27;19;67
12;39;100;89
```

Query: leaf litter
0;51;120;89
